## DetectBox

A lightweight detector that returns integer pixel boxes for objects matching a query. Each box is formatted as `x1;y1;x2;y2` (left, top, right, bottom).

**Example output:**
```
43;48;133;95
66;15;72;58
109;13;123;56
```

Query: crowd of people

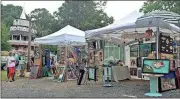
6;52;26;82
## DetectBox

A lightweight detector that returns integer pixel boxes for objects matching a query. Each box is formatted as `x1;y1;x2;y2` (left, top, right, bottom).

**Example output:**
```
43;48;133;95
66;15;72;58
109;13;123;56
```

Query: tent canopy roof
34;25;85;46
35;25;85;40
85;11;180;45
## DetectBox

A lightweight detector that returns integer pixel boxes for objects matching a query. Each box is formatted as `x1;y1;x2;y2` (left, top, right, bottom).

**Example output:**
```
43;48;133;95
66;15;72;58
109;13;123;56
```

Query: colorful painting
142;59;170;74
67;66;76;80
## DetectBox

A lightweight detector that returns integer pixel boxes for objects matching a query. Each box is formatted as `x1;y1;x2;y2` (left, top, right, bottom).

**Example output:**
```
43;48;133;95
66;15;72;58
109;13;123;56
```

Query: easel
142;74;163;96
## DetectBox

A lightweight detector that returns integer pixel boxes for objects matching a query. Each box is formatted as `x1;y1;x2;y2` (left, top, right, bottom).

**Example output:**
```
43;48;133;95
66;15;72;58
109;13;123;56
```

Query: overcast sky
2;1;145;22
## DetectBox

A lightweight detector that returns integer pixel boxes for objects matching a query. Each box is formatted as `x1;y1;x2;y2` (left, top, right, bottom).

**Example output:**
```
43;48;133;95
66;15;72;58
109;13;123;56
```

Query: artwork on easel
158;71;177;92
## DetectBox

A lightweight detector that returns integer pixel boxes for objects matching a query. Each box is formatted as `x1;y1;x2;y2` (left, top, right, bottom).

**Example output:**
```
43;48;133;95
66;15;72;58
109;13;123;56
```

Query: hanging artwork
130;57;136;67
159;33;173;54
139;43;152;57
160;53;175;71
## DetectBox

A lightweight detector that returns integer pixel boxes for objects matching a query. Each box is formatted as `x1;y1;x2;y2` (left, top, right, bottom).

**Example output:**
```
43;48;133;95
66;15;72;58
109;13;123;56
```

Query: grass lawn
1;70;20;81
1;70;7;81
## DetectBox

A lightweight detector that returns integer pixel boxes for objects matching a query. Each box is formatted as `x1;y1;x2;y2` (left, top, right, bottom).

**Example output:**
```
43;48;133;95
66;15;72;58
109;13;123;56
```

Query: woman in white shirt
7;52;16;82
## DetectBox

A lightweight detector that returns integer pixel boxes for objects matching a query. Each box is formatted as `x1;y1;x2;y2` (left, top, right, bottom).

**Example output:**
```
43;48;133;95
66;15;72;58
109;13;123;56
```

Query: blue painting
143;59;170;74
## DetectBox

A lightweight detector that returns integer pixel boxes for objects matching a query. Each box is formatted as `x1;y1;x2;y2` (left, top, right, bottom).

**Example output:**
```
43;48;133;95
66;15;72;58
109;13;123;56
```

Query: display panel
142;59;170;74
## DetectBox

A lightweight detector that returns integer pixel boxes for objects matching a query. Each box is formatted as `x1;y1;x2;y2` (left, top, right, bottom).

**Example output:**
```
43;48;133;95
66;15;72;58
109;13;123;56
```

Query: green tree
1;4;22;27
139;0;180;14
54;1;114;31
1;23;11;51
30;8;58;53
30;8;56;37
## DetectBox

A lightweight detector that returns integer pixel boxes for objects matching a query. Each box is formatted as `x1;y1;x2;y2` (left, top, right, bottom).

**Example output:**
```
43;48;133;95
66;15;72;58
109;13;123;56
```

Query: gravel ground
1;77;180;98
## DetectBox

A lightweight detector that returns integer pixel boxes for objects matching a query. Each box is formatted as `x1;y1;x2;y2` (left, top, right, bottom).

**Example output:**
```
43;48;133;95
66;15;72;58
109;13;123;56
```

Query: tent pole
65;42;67;82
156;27;160;59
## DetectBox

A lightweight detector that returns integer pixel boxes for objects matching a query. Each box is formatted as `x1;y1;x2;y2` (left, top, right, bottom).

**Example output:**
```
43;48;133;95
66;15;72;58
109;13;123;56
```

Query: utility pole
27;19;31;72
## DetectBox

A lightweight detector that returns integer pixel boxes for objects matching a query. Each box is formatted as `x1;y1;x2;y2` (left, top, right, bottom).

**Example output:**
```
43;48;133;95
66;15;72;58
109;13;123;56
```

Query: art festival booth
34;25;86;83
85;11;143;86
86;11;180;96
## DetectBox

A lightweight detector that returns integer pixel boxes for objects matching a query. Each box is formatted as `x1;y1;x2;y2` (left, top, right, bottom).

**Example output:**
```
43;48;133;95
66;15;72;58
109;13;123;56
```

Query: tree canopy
139;0;180;15
30;8;56;37
1;4;22;51
1;23;12;51
1;1;114;52
1;4;22;27
54;1;114;31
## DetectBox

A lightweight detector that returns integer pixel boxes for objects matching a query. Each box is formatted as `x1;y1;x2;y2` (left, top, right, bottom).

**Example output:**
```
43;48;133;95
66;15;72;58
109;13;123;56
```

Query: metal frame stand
102;66;113;87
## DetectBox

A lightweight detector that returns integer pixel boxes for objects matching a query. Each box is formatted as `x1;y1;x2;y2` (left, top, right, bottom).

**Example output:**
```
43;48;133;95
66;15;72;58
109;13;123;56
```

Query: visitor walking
6;52;16;82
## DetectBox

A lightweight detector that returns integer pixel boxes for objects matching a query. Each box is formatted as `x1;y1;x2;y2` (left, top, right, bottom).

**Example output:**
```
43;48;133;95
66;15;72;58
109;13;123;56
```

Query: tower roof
20;3;26;19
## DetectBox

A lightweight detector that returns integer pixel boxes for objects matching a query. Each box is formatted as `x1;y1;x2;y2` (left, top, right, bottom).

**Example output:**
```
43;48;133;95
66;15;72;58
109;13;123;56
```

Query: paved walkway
1;77;180;98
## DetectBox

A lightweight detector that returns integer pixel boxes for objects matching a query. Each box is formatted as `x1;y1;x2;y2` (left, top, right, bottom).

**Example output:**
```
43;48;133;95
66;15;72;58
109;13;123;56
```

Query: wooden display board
59;47;66;65
34;46;42;67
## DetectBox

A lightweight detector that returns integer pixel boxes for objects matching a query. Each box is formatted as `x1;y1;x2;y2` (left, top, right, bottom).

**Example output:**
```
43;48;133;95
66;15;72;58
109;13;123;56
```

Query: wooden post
27;20;31;72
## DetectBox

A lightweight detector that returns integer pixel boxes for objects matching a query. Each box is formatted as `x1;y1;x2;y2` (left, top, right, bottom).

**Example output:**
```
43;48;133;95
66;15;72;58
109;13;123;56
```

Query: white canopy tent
34;25;86;71
85;11;180;46
85;10;143;40
34;25;86;46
